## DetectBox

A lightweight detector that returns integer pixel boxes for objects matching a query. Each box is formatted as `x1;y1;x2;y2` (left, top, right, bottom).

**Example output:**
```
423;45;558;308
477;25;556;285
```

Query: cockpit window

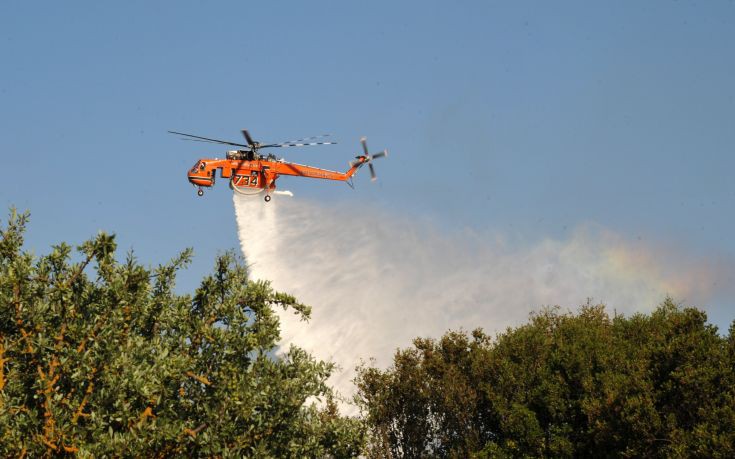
200;162;206;171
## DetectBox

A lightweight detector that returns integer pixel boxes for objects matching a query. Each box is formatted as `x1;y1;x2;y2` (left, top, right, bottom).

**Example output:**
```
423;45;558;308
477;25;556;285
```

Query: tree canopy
355;300;735;458
0;209;363;457
3;207;735;457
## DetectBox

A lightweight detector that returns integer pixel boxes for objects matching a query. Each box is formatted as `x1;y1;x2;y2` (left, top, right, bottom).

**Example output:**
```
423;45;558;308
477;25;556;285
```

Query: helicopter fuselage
187;156;365;194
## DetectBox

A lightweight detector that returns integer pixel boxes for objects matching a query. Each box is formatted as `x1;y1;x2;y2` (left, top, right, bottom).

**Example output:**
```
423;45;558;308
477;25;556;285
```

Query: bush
0;209;363;457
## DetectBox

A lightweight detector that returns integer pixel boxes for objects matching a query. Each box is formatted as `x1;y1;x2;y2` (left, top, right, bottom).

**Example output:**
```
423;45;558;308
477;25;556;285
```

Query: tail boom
271;159;366;182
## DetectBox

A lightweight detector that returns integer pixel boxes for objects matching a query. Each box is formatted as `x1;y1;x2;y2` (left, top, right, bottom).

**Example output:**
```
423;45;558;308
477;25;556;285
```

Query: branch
0;342;7;393
65;254;93;288
185;371;212;386
184;423;208;437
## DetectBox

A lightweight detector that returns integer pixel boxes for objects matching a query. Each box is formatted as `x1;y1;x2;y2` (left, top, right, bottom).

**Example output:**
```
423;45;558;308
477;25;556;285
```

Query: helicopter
171;129;387;202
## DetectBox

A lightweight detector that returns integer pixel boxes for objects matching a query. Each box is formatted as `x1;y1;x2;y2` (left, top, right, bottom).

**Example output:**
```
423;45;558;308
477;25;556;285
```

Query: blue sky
1;2;734;327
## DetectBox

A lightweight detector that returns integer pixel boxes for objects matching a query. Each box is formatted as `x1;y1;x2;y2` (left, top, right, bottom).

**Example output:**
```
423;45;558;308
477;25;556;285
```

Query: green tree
356;301;735;458
0;209;363;457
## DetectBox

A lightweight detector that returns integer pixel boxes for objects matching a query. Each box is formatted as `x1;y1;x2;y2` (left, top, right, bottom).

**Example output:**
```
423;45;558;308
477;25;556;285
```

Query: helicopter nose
187;170;212;187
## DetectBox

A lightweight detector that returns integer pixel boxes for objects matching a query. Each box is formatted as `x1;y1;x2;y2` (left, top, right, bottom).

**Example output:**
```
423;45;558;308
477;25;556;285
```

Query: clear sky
2;2;734;328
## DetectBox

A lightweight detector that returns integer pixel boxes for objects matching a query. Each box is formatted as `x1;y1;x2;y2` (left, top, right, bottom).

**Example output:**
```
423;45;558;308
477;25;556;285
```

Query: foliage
355;300;735;458
0;209;363;457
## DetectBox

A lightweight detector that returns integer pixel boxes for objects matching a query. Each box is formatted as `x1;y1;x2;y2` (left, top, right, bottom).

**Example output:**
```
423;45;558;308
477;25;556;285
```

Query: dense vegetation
0;210;363;457
2;209;734;457
355;300;735;458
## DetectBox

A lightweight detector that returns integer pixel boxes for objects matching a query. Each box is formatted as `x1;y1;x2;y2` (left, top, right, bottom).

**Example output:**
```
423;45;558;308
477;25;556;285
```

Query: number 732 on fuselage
171;129;387;202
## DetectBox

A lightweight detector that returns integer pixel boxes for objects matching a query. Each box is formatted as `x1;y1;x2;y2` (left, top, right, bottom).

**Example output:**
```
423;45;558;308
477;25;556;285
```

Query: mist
233;193;725;409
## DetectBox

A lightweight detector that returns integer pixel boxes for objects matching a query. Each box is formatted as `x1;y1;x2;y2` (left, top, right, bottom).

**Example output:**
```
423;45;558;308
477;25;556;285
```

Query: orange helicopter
171;129;387;201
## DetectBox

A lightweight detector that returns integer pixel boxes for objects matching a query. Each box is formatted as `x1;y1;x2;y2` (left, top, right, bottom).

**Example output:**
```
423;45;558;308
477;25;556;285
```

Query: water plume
233;193;723;409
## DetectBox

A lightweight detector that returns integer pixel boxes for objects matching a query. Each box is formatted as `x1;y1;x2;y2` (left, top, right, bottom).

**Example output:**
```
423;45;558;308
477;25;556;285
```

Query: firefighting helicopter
171;129;387;202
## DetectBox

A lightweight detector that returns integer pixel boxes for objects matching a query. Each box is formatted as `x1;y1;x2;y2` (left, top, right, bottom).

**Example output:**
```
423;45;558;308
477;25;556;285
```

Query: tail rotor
351;137;387;181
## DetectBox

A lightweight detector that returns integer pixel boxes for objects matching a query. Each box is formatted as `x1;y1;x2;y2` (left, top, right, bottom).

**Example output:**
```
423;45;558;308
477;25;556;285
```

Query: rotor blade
181;138;224;144
260;141;337;149
361;137;369;156
168;131;249;147
369;163;377;181
371;149;388;159
275;134;333;145
242;129;256;146
181;138;248;147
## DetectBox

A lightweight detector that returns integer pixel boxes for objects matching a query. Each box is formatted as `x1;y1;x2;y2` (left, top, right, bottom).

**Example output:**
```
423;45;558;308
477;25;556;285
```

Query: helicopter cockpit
190;161;205;173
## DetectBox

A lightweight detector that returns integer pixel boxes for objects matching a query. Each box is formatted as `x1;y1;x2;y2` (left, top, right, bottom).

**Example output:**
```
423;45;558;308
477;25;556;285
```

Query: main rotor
168;129;337;155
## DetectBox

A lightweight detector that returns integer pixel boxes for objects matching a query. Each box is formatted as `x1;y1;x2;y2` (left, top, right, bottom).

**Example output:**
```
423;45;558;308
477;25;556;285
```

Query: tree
0;209;363;457
355;301;735;458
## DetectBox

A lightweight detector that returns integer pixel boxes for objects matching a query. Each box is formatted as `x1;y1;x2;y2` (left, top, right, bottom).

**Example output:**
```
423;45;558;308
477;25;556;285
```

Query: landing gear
264;195;271;202
197;188;204;197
